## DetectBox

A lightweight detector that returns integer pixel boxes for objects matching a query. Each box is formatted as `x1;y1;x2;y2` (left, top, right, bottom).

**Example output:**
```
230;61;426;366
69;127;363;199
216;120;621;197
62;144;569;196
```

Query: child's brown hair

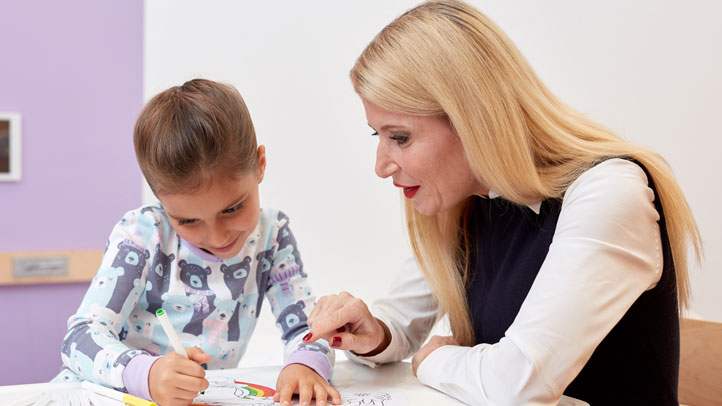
134;79;258;195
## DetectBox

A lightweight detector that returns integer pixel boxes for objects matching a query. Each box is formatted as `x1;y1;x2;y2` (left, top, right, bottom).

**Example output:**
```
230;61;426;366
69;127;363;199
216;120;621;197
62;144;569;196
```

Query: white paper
7;390;102;406
339;391;407;406
194;370;408;406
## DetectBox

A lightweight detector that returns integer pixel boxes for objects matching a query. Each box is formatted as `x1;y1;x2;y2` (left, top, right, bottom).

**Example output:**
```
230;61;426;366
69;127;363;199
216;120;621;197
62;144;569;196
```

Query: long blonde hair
350;0;702;346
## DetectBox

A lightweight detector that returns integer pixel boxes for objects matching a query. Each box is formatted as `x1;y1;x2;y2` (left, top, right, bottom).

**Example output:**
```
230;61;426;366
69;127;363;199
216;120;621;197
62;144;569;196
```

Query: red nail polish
332;336;342;347
303;332;312;341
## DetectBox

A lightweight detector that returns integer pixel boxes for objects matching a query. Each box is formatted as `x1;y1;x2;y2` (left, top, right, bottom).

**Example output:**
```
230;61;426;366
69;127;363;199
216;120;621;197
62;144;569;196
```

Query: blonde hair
350;0;702;346
134;79;258;195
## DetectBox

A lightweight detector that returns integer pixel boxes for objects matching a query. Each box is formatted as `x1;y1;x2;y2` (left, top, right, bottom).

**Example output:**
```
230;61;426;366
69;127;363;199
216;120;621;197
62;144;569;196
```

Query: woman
304;1;702;405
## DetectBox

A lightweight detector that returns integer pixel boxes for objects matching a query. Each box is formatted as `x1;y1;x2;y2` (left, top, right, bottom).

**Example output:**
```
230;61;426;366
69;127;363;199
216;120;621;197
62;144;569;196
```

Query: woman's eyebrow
368;123;408;131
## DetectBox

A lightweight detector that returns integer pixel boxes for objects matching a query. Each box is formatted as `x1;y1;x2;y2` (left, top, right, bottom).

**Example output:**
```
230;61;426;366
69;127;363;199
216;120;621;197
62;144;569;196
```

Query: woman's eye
178;219;197;226
390;134;409;145
371;131;379;136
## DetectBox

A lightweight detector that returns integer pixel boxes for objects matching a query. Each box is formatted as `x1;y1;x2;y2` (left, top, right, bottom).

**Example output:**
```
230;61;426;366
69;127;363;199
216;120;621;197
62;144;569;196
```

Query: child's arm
264;211;340;406
60;209;158;394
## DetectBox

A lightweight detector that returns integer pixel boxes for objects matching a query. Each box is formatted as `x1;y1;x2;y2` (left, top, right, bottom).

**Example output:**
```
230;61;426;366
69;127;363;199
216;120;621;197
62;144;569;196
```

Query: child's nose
208;223;230;247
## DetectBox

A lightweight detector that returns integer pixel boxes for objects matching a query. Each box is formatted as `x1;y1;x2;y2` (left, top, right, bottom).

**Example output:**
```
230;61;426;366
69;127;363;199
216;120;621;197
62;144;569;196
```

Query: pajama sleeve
264;211;334;381
60;209;159;391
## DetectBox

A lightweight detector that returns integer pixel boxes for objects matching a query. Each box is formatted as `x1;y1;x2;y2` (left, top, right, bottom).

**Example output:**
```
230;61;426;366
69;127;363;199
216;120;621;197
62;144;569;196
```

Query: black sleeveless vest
465;166;679;405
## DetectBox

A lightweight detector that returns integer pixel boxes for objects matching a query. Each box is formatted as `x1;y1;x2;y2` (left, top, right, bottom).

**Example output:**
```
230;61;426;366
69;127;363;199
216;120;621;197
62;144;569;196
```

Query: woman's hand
274;364;341;406
304;292;390;356
148;347;211;406
411;335;459;376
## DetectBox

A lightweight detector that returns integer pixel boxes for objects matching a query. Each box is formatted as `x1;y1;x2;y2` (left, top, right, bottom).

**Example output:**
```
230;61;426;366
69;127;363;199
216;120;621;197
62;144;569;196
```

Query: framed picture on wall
0;113;21;181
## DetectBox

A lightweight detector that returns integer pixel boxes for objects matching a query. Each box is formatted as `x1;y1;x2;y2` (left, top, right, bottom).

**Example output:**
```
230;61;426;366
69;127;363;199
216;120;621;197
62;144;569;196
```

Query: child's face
158;148;266;259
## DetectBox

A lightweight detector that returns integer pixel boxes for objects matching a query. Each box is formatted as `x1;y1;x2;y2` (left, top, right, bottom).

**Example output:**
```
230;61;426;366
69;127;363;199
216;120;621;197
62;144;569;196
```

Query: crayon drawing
193;376;275;406
343;392;393;406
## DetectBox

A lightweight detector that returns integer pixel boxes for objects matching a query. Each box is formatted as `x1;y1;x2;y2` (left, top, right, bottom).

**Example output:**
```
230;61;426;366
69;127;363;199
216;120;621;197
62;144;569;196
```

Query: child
54;79;340;406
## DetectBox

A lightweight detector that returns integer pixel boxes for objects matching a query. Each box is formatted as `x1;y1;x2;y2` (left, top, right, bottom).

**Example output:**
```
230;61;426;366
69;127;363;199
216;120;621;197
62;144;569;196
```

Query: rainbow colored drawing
233;381;276;397
193;377;276;405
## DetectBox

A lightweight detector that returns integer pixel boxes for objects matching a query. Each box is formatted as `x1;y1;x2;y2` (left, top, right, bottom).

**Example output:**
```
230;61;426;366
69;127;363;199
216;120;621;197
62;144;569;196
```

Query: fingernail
332;336;342;347
303;332;312;341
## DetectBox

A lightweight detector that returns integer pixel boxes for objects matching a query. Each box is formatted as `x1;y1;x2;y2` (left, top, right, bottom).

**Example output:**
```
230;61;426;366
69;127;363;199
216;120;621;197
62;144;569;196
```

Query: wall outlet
13;256;69;278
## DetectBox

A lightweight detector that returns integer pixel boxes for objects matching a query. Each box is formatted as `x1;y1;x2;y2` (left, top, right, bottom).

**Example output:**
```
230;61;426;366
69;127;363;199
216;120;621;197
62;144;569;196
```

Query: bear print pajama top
54;206;333;399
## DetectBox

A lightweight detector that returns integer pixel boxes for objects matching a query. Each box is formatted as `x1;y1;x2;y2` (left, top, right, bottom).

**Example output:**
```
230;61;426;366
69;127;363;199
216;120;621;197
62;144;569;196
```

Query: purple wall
0;0;143;385
0;283;91;384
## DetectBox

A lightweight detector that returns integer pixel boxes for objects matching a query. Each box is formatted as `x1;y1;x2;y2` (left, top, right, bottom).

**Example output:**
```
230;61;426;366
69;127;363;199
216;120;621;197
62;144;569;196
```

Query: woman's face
363;99;488;216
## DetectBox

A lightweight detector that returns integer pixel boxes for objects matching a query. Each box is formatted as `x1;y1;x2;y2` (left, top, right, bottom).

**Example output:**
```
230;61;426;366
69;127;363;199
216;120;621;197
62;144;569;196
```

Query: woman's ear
256;145;267;183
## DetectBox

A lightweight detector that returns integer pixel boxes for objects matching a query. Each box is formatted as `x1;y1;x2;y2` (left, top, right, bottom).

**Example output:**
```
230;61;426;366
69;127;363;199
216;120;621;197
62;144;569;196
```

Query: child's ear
256;145;267;183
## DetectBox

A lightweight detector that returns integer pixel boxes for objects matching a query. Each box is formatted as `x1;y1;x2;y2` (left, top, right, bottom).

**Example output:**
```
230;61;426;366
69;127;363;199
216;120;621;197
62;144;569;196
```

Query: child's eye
390;134;409;145
223;204;243;215
371;131;379;136
178;219;197;226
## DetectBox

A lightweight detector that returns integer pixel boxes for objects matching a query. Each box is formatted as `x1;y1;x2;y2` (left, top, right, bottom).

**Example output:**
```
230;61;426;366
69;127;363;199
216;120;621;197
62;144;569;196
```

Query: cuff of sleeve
416;345;459;390
344;314;399;367
343;349;379;368
284;350;332;382
122;354;161;401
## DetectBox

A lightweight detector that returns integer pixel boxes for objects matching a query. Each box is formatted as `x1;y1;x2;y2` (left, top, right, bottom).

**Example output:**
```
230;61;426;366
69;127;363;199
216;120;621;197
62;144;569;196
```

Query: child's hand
274;364;341;406
149;347;211;406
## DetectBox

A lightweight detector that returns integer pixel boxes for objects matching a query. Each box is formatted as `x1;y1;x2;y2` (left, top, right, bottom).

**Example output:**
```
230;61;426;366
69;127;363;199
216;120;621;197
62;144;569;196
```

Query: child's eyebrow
165;211;192;222
222;193;248;210
165;193;249;222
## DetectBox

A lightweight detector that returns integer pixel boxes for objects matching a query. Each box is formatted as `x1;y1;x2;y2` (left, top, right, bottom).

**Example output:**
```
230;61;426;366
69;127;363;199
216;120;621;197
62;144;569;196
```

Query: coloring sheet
192;375;276;405
192;370;408;406
339;391;407;406
193;389;407;406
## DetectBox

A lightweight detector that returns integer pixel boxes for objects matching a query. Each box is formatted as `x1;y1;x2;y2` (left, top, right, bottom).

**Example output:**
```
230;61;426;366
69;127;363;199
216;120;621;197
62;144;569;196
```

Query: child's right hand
149;347;211;406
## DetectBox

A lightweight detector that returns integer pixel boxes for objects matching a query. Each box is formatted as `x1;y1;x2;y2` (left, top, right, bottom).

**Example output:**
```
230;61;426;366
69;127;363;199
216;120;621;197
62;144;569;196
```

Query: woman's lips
394;183;420;199
403;186;420;198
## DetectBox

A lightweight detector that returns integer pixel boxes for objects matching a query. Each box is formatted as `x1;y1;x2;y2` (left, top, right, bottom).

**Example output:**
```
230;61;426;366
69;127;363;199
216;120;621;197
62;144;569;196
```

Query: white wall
144;0;722;348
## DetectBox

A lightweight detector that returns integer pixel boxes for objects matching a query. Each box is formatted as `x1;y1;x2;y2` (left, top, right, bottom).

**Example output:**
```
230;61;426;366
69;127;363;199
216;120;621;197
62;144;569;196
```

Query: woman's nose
375;144;399;179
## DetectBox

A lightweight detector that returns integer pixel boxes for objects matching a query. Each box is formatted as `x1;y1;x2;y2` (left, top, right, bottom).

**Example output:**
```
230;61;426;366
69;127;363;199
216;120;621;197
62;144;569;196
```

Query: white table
0;361;462;406
0;360;587;405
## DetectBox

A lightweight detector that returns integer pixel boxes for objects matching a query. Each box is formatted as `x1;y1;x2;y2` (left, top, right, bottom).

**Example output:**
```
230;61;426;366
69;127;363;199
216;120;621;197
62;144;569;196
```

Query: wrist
123;354;160;401
353;318;391;357
284;349;332;382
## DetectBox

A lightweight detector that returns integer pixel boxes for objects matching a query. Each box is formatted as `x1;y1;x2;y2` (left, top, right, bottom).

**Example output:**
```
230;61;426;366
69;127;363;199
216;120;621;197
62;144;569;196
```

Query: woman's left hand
274;364;341;406
412;335;459;376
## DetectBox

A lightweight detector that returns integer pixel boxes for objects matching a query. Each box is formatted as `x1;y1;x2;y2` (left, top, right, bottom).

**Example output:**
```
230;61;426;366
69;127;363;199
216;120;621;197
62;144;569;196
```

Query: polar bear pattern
106;240;150;313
